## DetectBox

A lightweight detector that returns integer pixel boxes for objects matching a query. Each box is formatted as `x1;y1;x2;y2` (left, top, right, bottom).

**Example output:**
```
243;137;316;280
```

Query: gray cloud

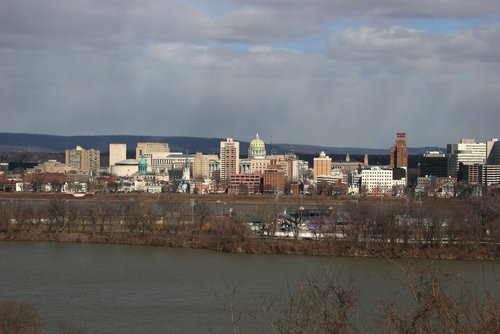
3;0;500;47
0;1;499;148
220;0;500;19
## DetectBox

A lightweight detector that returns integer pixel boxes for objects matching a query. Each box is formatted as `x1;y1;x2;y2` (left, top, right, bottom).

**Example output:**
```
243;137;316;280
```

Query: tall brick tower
390;132;408;169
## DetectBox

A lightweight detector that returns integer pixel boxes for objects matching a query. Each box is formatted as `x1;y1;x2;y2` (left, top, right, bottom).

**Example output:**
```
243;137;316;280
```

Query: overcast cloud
1;0;499;148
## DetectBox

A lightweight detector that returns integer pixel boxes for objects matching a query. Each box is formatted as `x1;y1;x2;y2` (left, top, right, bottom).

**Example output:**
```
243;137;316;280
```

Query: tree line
0;195;498;259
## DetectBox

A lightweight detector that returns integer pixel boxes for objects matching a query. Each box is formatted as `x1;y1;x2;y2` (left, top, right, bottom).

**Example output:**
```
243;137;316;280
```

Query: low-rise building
110;159;140;177
33;160;71;174
228;173;262;194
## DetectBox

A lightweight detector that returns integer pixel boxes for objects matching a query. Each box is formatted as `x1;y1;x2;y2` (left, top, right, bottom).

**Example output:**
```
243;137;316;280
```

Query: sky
1;1;499;148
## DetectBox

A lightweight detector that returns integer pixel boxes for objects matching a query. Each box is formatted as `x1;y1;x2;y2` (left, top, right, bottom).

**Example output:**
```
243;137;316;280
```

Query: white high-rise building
447;139;487;177
220;138;240;188
109;144;127;168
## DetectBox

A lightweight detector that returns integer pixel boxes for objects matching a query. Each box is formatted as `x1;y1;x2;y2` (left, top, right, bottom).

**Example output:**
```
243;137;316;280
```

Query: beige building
109;144;127;168
65;146;100;174
220;138;240;187
313;151;332;179
250;158;271;174
135;142;193;173
241;153;302;183
34;160;71;174
136;142;170;160
193;152;219;179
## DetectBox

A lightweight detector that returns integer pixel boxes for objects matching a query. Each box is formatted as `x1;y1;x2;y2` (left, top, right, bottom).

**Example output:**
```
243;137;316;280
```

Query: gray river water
0;241;498;333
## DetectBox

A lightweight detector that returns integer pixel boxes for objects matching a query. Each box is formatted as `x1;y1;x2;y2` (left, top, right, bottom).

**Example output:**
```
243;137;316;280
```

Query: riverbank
1;194;498;261
2;231;498;261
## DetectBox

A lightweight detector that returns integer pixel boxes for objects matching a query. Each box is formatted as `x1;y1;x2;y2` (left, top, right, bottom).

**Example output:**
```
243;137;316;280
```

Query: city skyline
1;1;499;147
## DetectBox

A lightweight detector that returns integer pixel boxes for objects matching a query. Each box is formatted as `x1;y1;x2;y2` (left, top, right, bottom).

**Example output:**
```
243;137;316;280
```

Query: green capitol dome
248;133;266;159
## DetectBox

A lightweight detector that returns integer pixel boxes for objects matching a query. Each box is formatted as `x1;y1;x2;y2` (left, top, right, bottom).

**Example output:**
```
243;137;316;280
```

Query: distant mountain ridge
0;133;444;156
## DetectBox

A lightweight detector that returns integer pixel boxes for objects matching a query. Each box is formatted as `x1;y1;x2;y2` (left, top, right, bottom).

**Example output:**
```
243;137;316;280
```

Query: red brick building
228;173;262;194
263;161;287;193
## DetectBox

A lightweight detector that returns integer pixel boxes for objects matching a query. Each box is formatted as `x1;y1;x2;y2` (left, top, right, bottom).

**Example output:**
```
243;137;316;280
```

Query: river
0;241;498;333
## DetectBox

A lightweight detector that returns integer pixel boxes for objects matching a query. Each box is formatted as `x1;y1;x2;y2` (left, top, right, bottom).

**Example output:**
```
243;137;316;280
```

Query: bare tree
256;270;358;334
381;264;500;334
0;300;43;334
10;202;26;233
65;202;80;234
140;201;158;235
82;204;98;235
47;199;67;233
0;201;12;233
97;201;113;234
215;282;241;334
253;203;282;239
196;201;211;228
123;200;141;233
32;203;47;233
158;194;179;233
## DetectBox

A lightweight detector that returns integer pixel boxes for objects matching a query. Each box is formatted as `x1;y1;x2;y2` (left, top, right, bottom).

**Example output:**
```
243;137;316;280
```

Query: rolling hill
0;133;444;156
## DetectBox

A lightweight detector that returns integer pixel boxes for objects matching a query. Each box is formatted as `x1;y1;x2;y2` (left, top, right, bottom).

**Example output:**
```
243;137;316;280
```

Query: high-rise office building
447;139;486;177
109;144;127;168
486;138;500;164
390;132;408;169
313;151;332;179
420;151;448;177
220;138;240;188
